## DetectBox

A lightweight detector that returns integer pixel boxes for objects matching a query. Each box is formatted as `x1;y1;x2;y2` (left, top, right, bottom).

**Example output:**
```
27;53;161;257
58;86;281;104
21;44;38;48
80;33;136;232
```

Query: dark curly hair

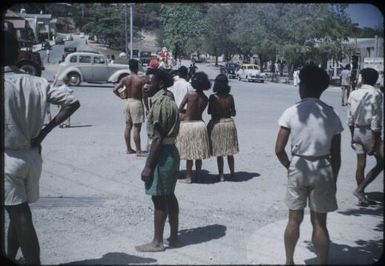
299;65;329;95
191;71;211;91
146;68;174;88
213;74;230;95
360;68;378;85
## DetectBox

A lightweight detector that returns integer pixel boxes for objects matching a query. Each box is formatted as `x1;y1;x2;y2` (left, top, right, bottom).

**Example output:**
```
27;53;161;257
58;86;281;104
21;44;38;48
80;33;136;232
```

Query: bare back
179;91;208;121
114;73;144;100
208;94;236;120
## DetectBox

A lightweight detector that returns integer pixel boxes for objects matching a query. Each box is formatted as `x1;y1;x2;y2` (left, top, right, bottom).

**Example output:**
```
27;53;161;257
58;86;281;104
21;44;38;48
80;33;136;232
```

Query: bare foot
164;237;182;248
126;149;136;154
353;191;369;205
135;242;165;252
136;151;148;157
179;177;192;184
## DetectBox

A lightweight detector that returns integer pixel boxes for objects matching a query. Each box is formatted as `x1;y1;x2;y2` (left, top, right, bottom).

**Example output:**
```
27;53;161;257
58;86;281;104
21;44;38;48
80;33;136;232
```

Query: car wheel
18;63;38;76
68;72;81;86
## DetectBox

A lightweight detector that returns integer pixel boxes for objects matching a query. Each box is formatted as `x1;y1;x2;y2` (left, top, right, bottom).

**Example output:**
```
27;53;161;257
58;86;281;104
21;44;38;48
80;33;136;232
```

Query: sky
346;3;384;29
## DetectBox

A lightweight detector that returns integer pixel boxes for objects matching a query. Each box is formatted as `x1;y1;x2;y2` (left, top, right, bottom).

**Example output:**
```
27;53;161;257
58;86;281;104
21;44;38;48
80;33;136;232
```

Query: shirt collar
151;89;166;102
360;84;377;90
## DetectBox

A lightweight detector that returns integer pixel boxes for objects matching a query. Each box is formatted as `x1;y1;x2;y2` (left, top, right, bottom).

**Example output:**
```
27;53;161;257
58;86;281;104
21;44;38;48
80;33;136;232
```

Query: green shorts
145;145;180;196
286;155;337;213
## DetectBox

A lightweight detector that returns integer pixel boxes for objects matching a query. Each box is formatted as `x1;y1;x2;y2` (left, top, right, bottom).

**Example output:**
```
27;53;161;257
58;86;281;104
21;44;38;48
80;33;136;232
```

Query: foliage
159;3;209;59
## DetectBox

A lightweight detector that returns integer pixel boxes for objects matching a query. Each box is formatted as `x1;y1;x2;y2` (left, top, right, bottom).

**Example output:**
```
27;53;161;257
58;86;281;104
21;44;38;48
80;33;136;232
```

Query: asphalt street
4;35;383;265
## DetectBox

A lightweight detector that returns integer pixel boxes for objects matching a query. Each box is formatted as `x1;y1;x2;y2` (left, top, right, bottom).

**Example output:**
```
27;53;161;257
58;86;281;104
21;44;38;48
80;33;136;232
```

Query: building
18;9;56;42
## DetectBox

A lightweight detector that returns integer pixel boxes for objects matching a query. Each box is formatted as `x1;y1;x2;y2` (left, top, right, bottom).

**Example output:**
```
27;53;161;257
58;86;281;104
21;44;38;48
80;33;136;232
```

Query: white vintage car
55;52;144;86
236;63;265;83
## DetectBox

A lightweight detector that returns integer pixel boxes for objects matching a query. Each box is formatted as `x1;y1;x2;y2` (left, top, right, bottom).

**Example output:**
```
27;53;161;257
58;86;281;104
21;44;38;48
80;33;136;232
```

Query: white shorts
352;127;374;154
4;148;42;206
286;155;337;213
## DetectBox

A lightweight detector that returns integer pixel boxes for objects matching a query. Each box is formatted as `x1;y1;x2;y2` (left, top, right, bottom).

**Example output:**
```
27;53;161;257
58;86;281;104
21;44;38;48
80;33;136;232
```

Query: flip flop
126;149;136;154
353;191;369;205
135;243;165;252
179;178;192;184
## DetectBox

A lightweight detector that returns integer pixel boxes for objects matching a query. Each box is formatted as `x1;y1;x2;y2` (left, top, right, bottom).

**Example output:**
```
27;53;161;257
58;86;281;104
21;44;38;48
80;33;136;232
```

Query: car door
91;55;110;82
78;55;93;81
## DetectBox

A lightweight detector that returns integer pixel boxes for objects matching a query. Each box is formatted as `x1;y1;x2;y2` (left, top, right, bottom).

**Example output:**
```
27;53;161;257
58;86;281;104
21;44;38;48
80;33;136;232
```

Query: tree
159;3;208;60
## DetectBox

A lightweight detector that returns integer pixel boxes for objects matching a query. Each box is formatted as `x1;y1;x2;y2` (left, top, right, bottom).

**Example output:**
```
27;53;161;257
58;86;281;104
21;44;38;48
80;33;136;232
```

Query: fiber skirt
176;121;210;160
207;118;239;156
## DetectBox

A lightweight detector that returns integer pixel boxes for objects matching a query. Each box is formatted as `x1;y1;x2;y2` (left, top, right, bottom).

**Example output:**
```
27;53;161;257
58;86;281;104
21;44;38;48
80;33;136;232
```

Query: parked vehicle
17;40;44;76
55;36;65;45
237;63;265;83
55;52;144;86
65;34;73;41
42;40;51;50
224;62;239;79
139;51;153;66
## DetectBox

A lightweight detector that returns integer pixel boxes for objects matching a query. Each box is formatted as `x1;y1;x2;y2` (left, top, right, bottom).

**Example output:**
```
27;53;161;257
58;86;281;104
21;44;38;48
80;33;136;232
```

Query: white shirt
347;84;383;132
278;98;344;156
4;66;78;150
168;78;192;108
340;69;351;86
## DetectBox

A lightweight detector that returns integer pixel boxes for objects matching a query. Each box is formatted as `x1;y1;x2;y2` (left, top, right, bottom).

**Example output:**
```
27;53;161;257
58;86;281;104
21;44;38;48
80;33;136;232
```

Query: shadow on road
337;192;383;218
304;239;383;265
64;124;93;128
177;224;226;247
62;252;156;265
178;170;260;184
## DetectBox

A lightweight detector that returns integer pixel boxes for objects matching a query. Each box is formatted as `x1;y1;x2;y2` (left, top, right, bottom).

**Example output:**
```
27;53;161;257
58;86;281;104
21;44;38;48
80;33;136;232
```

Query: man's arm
113;78;127;98
275;126;290;169
230;95;236;117
141;123;164;182
31;101;80;150
330;134;341;183
178;94;188;113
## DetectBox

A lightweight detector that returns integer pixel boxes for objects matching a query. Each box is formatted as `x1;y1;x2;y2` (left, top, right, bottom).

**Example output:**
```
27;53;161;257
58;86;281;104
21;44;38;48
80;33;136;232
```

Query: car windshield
228;63;236;68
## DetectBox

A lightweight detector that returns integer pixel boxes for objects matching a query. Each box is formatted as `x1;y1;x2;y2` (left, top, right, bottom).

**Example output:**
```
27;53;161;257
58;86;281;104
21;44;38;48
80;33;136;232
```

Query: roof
4;9;26;28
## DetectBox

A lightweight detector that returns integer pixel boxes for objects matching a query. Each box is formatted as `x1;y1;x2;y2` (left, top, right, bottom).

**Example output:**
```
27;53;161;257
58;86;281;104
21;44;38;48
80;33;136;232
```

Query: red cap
149;59;159;69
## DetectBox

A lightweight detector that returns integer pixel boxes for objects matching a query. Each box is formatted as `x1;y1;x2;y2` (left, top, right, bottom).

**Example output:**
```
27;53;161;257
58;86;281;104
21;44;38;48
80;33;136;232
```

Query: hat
149;59;159;69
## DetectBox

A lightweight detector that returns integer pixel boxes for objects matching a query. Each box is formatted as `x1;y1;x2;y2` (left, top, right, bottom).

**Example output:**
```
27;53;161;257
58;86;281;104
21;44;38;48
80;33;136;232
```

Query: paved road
4;42;383;264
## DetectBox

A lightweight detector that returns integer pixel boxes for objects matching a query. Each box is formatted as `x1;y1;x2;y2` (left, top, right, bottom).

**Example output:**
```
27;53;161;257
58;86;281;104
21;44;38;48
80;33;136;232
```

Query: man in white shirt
4;29;80;264
340;65;351;106
275;65;343;265
168;66;192;118
347;68;384;205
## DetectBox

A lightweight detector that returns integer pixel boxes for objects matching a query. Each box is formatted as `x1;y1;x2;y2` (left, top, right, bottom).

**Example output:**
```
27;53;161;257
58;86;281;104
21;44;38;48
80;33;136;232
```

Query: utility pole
130;3;133;59
124;3;128;56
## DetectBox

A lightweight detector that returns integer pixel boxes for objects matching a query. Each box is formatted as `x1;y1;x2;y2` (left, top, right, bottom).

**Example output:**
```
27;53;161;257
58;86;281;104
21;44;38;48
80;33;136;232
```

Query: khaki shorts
125;98;144;124
352;127;374;154
286;155;337;213
4;148;42;206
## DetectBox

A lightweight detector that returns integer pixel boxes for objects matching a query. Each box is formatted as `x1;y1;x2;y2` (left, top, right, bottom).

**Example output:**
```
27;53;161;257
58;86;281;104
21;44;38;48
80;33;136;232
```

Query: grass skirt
207;118;239;156
176;121;210;160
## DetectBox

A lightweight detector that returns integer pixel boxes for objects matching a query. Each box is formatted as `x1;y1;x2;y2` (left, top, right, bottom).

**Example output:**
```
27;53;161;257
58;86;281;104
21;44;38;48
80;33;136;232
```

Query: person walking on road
207;74;239;182
135;68;181;252
113;59;146;156
340;65;351;106
168;66;193;120
58;76;75;128
4;29;80;265
275;65;343;265
347;68;384;205
176;72;211;183
46;47;50;64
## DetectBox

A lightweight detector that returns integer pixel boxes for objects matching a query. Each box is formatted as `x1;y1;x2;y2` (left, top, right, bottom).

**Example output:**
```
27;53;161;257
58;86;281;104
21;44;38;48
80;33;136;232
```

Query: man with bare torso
113;59;146;156
176;72;211;183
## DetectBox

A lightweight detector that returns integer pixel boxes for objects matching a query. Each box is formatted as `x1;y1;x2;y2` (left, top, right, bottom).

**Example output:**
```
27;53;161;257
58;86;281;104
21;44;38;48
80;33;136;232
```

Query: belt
292;153;330;160
162;137;175;145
